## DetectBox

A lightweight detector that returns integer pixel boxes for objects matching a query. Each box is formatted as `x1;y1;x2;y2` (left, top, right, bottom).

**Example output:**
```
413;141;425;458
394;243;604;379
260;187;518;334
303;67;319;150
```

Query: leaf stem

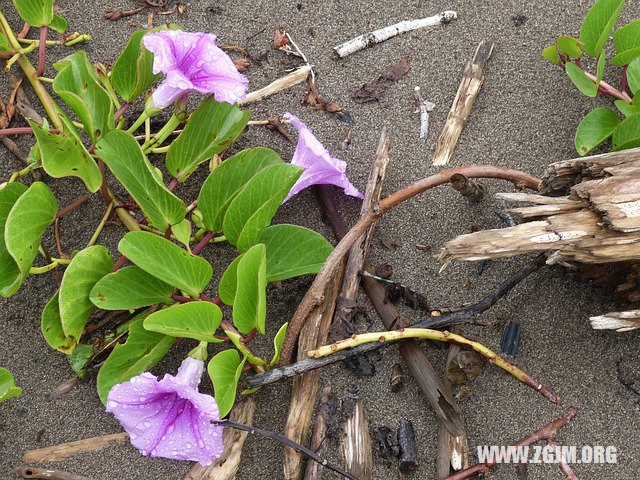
141;112;182;152
87;202;114;247
192;231;214;255
310;328;558;404
29;257;70;274
36;26;47;77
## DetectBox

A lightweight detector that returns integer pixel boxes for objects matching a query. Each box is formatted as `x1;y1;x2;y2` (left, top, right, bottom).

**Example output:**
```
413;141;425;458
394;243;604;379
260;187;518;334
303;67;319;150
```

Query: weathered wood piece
590;310;640;332
22;433;129;463
303;386;339;480
397;419;418;473
239;65;311;105
432;41;494;166
184;398;256;480
340;393;373;479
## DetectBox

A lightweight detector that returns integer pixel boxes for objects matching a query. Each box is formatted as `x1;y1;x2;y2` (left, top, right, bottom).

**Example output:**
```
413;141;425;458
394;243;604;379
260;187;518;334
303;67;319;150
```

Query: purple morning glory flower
106;357;224;465
143;30;249;109
283;113;363;203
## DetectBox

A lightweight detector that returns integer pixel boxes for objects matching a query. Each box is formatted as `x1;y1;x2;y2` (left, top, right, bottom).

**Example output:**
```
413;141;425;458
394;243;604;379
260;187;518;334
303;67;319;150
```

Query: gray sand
1;1;639;479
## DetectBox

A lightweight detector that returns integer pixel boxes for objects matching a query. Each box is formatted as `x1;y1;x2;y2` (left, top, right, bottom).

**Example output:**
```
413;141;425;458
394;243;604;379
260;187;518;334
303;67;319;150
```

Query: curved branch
280;165;541;364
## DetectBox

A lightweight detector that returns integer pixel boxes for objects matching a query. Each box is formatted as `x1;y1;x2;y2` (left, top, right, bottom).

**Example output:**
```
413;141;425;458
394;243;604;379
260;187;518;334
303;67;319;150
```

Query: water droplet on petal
143;421;151;428
130;433;137;440
186;442;192;449
161;435;166;441
108;401;118;408
172;450;178;456
139;396;146;402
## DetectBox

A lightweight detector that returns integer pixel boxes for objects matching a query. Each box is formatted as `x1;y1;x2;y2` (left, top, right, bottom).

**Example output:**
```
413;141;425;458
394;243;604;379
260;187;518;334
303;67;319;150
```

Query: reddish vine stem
56;196;90;219
167;177;179;192
443;408;578;480
0;126;58;136
279;165;541;365
113;102;131;122
37;26;47;77
192;231;214;255
17;22;29;39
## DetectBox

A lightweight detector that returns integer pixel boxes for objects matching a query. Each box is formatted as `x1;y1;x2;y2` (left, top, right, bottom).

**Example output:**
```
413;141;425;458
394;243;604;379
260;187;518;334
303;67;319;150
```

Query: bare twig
432;41;494;166
449;173;485;202
333;11;457;58
413;86;435;140
443;408;578;480
280;164;541;365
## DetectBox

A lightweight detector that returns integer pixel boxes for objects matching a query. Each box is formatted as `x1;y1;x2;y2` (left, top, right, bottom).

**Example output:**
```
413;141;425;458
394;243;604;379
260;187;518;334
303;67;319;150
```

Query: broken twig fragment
397;419;419;473
15;466;91;480
590;310;640;332
433;41;494;166
239;65;311;105
333;11;457;58
450;174;485;202
414;86;435;141
390;363;404;392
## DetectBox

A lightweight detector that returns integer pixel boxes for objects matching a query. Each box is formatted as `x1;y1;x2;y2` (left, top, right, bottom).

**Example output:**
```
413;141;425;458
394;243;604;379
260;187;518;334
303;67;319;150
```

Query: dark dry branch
389;363;404;392
314;185;464;436
251;254;547;389
443;408;578;480
280;164;541;365
214;420;358;480
303;386;339;480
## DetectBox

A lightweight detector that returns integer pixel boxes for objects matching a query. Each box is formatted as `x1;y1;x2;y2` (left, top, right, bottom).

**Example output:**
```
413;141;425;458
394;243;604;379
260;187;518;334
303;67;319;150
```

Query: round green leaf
59;245;114;346
613;19;640;66
198;147;283;232
258;224;333;282
12;0;54;27
224;331;267;366
97;317;174;404
565;62;597;97
5;182;57;290
166;98;251;182
612;114;640;151
111;30;159;103
580;0;625;58
41;292;75;353
557;36;583;58
90;266;174;310
218;255;242;306
143;302;224;342
626;57;640;97
223;163;302;252
118;231;212;297
615;100;640;117
575;108;621;155
0;367;21;403
270;322;288;367
542;45;560;65
232;244;267;335
207;349;245;418
0;182;27;298
96;131;186;231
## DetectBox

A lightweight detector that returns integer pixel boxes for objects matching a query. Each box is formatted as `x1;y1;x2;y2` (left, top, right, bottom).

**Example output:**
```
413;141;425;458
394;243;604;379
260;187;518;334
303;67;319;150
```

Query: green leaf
5;182;57;290
225;331;266;366
199;148;283;232
12;0;54;27
118;231;212;297
49;13;68;33
0;367;21;403
97;318;174;404
613;18;640;66
30;121;102;192
233;244;267;334
580;0;625;57
627;56;640;96
218;255;242;306
596;50;606;90
575;108;621;155
172;219;192;252
53;51;114;143
67;344;94;377
565;62;597;97
0;183;27;298
541;45;560;65
615;100;640;116
207;349;245;418
143;302;224;342
59;245;113;347
270;322;288;367
90;266;174;310
612;114;640;150
111;30;159;103
95;130;186;230
259;225;333;282
557;36;583;58
166;98;251;182
41;292;75;353
0;33;9;52
223;164;302;252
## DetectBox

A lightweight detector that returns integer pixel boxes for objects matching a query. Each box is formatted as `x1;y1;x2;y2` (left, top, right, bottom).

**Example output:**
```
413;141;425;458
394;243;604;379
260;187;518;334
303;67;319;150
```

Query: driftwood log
441;147;640;331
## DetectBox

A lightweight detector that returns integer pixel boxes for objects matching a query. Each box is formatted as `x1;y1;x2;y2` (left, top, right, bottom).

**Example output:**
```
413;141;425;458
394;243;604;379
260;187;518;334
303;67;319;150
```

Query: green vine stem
308;328;559;404
0;8;64;131
29;257;70;274
86;202;114;247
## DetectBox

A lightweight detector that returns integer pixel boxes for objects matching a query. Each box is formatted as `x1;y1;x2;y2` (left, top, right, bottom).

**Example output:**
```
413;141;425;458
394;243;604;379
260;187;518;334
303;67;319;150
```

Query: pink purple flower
283;113;363;202
143;30;248;109
106;357;224;465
